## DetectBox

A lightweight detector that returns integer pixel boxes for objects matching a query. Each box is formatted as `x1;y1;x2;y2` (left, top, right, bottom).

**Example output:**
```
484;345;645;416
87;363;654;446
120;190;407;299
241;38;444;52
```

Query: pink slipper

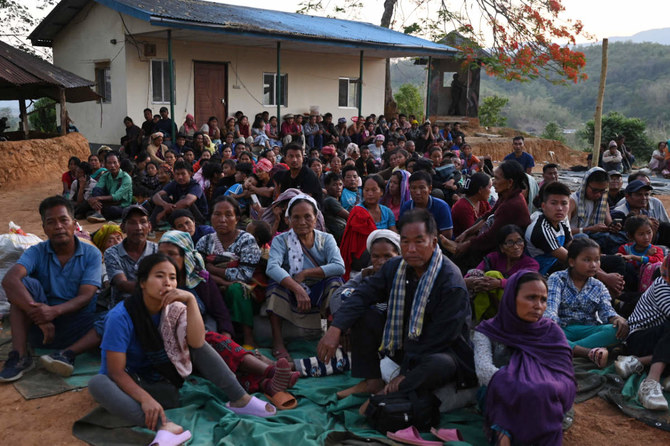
149;429;192;446
386;426;442;446
226;395;277;417
430;427;464;442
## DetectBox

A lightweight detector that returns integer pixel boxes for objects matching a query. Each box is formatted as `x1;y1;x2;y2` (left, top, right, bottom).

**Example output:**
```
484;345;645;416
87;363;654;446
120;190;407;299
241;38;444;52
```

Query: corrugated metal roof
0;40;98;102
31;0;457;56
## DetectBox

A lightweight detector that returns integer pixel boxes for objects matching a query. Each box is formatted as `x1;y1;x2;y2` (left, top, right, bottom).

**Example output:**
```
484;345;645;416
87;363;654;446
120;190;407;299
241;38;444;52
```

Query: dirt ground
2;181;670;444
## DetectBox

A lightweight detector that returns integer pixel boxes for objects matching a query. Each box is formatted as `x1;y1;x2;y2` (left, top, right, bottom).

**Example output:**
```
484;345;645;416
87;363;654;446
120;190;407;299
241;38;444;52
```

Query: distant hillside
608;27;670;45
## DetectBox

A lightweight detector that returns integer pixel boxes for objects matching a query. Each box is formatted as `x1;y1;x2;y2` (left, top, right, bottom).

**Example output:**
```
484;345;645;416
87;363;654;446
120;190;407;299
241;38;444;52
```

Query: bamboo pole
592;38;608;164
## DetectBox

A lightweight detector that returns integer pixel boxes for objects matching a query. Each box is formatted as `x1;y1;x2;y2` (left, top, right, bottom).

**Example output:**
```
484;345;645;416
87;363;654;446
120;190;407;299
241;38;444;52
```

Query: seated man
602;140;623;172
318;209;475;405
399;170;453;240
152;160;208;226
85;152;133;223
0;196;101;382
613;179;670;247
504;136;535;174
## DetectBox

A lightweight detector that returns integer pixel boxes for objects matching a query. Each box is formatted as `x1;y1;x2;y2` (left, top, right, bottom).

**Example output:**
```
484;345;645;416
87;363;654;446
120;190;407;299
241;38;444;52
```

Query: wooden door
194;61;227;128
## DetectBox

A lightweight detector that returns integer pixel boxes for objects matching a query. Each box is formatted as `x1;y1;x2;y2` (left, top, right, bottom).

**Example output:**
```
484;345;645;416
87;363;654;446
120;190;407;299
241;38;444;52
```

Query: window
263;72;287;106
338;77;359;108
95;62;111;103
151;59;175;103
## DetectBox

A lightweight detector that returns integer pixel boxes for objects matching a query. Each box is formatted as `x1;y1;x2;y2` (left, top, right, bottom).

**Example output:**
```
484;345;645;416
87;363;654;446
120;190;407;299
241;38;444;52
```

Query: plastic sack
0;222;43;310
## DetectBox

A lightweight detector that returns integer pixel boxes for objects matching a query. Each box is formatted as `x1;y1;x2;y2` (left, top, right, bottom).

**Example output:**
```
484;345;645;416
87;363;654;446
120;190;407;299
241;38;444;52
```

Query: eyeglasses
588;185;608;194
503;239;524;247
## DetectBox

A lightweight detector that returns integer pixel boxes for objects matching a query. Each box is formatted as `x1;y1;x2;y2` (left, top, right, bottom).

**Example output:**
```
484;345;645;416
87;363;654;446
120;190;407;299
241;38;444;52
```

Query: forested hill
391;41;670;138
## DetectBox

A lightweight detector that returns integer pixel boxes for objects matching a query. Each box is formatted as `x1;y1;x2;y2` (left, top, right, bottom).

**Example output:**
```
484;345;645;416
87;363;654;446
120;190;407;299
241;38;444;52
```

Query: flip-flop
226;395;277;417
264;391;298;410
387;426;442;446
272;348;294;364
430;427;464;442
149;429;192;446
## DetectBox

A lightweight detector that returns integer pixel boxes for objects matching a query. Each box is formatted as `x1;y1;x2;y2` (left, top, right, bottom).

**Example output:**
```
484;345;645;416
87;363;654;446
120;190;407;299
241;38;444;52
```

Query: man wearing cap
303;114;323;150
602;140;623;173
406;120;421;141
104;205;158;308
280;114;305;147
613;180;670;248
504;136;535;174
607;170;625;209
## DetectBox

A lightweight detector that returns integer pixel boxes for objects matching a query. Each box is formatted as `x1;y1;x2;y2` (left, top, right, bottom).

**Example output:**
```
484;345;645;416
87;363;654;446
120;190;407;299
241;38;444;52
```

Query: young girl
546;237;629;368
618;215;665;292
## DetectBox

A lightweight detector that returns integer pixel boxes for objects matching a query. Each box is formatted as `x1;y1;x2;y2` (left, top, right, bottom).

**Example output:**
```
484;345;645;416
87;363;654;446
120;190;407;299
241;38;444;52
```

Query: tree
394;83;424;119
578;112;652;160
478;95;508;127
541;122;565;143
28;98;56;132
0;0;56;57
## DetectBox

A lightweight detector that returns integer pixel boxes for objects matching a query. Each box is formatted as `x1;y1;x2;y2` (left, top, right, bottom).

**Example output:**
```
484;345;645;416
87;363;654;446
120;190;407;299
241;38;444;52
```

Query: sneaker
638;378;669;411
0;351;34;382
87;213;106;223
614;355;644;379
662;376;670;392
40;350;75;377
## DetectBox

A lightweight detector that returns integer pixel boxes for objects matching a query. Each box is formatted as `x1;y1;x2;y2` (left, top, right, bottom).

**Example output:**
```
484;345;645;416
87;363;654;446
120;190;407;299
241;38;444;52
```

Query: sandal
387;426;442;446
264;390;298;410
588;347;609;368
272;348;294;365
226;396;277;417
430;427;463;442
149;429;192;446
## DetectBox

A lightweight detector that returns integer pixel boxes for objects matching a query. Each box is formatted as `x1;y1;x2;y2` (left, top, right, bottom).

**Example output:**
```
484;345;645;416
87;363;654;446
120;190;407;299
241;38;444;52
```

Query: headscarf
346;143;360;157
475;270;576;445
381;169;410;209
183;114;197;133
366;229;401;254
159;230;207;289
255;157;273;173
574;167;609;227
92;224;122;252
151;132;164;141
340;205;377;281
258;188;326;232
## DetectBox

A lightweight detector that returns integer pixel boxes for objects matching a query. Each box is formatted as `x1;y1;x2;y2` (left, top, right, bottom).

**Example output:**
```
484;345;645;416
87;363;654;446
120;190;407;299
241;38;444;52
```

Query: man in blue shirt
152;160;208;226
399;170;453;239
504;136;535;174
0;196;101;382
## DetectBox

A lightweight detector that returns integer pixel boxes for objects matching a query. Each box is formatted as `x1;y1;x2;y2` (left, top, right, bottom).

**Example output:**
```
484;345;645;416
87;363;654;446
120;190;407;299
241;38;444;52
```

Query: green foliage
478;95;509;127
578;112;652;160
0;107;19;131
541;122;566;143
28;98;57;132
394;83;424;120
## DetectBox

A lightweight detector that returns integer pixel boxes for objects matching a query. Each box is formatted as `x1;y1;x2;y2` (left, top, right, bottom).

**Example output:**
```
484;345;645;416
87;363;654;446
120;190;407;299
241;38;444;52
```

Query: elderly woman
147;132;169;165
266;195;345;362
256;188;326;235
196;197;261;347
179;114;197;142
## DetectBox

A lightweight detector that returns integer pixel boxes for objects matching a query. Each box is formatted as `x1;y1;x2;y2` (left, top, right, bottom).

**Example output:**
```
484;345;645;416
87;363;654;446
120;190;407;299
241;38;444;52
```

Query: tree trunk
592;39;608;164
381;0;398;117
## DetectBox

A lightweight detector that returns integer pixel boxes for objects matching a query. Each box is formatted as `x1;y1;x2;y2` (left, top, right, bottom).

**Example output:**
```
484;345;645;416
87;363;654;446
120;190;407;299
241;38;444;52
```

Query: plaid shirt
545;270;618;327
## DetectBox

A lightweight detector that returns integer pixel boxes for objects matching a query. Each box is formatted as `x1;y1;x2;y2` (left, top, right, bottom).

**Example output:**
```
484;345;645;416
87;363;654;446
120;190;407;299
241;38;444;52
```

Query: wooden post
276;41;281;122
357;50;364;117
59;88;67;136
167;30;176;143
19;97;29;139
425;56;432;120
592;38;608;164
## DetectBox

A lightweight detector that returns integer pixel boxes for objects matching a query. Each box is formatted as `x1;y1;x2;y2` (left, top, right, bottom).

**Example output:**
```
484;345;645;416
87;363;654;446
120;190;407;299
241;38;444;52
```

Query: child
460;143;480;174
340;165;361;212
224;162;254;215
62;156;81;197
618;216;664;292
525;181;572;275
546;237;629;368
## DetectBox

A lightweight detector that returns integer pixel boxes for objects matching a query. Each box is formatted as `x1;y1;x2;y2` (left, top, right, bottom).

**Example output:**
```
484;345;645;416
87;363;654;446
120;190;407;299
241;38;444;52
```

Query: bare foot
336;378;384;399
161;421;184;434
358;398;371;416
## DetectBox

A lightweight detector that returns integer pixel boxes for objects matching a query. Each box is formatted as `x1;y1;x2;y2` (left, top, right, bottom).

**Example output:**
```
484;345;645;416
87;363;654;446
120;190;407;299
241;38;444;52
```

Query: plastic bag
0;222;43;310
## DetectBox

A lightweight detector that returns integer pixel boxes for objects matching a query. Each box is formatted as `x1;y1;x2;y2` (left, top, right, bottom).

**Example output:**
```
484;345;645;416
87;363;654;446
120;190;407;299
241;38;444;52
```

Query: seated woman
546;237;629;368
196;197;261;348
88;254;275;446
474;271;576;445
340;175;397;280
451;172;492;238
614;255;670;411
147;132;169;165
465;225;539;323
266;195;345;362
380;170;410;222
256;188;327;235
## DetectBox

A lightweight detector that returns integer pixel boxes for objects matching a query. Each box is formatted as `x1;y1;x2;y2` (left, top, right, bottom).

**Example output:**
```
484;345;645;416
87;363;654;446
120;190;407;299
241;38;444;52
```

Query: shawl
182;114;197;133
366;229;401;254
340;205;377;281
92;224;122;252
159;231;206;289
575;167;609;227
381;169;410;211
159;301;192;378
380;246;443;353
475;270;576;445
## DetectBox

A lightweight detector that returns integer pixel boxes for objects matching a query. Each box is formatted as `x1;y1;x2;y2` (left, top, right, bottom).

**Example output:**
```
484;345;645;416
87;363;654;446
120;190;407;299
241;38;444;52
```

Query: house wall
50;5;386;145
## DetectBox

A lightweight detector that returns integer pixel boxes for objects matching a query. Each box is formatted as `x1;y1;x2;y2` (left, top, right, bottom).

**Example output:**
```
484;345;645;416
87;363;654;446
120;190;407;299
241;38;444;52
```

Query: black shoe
40;350;75;377
0;351;34;382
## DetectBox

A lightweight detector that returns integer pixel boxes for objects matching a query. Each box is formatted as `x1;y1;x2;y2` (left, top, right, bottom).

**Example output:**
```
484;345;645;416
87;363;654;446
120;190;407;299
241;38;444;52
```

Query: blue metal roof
31;0;457;56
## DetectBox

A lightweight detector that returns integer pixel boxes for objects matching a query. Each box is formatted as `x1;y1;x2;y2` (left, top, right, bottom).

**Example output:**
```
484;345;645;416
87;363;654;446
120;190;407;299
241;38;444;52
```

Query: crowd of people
4;108;670;446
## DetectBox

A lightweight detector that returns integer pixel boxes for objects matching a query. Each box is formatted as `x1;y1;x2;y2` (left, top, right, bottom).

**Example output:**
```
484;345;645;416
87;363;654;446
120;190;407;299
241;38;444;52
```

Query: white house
30;0;457;145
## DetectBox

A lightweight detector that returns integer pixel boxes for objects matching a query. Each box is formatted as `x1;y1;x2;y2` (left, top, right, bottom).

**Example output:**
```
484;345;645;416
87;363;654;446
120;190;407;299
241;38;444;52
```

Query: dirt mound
0;133;90;189
468;136;588;168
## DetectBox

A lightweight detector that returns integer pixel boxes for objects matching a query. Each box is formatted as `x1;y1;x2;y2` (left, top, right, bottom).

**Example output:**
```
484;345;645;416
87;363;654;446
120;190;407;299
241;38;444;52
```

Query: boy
151;160;208;226
322;172;349;243
183;147;196;166
459;144;480;174
341;165;361;212
525;181;572;275
224;162;255;214
169;208;215;245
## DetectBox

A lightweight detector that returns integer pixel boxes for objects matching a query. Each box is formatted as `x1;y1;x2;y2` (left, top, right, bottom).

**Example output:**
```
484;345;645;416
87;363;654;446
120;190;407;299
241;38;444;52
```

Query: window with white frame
263;72;288;106
151;59;175;103
95;62;111;103
338;77;359;108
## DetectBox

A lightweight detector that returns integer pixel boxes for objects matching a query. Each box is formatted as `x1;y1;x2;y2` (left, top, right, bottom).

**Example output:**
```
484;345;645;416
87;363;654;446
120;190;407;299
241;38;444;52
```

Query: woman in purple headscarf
473;270;576;445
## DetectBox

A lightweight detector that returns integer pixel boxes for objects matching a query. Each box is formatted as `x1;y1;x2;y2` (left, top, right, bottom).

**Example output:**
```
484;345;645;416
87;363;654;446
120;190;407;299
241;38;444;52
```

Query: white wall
51;6;386;144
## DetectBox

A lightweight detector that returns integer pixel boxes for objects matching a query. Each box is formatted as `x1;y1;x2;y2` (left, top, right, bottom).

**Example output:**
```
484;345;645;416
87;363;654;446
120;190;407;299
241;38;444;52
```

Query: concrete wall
50;6;386;145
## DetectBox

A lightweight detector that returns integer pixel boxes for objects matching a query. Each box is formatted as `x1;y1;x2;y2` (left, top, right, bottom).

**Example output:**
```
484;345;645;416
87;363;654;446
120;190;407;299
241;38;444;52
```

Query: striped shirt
525;212;572;275
628;277;670;335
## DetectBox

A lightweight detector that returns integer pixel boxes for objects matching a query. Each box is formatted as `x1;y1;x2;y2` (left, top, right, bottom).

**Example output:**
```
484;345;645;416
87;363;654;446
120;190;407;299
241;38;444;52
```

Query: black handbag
364;390;439;434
